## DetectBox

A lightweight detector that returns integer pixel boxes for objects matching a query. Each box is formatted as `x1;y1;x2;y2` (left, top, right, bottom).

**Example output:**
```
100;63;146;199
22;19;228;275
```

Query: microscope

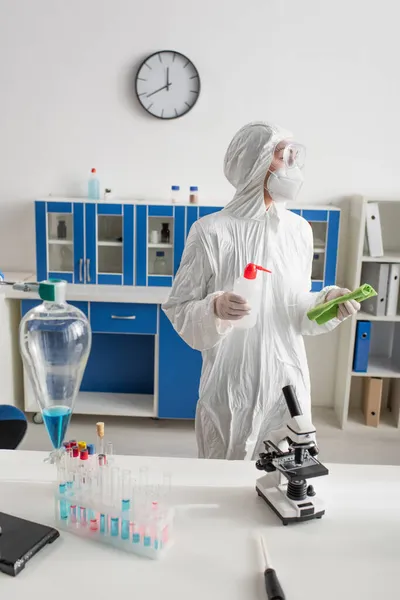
256;385;328;525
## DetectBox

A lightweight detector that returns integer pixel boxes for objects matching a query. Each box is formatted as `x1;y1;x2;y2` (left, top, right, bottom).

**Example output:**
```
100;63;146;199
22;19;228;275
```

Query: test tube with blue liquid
121;469;131;540
110;466;120;537
58;463;69;520
98;454;108;534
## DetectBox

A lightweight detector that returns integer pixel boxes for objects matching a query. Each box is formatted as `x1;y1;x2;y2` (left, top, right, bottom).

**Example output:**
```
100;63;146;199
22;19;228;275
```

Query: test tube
143;525;151;547
121;470;131;540
96;422;105;456
79;506;87;526
132;521;140;544
100;464;110;534
58;483;68;520
110;467;120;537
90;518;98;531
106;442;114;466
154;519;163;551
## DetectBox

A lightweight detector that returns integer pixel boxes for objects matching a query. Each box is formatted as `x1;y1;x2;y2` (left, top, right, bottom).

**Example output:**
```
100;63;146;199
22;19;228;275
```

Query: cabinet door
96;204;123;285
325;210;340;286
158;311;202;419
85;204;97;284
35;201;47;281
145;205;175;286
45;202;74;283
302;209;329;291
73;203;85;284
301;209;340;290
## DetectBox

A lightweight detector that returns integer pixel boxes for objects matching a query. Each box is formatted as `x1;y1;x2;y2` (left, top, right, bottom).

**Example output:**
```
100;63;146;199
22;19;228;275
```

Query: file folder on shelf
365;202;384;257
386;264;400;317
361;263;389;316
362;377;383;427
353;321;371;372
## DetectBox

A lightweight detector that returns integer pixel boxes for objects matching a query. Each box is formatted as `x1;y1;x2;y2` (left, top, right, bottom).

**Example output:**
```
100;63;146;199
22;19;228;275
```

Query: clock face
135;51;200;120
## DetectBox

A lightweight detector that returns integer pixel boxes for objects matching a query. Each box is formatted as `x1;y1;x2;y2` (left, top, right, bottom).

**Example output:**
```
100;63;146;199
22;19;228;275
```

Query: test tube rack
54;488;174;559
54;438;174;560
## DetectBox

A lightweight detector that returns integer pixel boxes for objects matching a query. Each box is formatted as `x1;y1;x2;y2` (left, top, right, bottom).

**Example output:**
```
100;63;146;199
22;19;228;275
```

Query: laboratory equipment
256;385;328;525
160;223;170;244
171;185;181;204
233;263;271;330
153;252;167;275
18;279;91;461
150;230;160;244
88;167;100;200
189;186;198;204
260;535;285;600
57;219;67;240
54;427;174;559
96;421;105;458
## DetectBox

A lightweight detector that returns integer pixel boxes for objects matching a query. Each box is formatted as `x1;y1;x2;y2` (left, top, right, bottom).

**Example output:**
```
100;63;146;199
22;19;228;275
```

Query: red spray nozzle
243;263;272;280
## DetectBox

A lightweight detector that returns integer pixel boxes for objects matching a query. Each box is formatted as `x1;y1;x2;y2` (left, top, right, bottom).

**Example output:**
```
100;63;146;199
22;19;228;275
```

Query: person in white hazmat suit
162;122;360;460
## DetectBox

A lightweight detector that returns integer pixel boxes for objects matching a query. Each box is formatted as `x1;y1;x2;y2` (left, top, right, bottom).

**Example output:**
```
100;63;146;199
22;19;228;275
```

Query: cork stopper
96;421;105;438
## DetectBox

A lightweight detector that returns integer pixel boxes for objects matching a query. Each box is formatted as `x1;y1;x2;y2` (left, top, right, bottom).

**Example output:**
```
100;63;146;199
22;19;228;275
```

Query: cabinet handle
86;258;91;283
111;315;136;320
79;258;84;282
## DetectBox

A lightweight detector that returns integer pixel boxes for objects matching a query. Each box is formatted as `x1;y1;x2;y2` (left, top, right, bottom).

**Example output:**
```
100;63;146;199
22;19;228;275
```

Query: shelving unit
334;196;400;429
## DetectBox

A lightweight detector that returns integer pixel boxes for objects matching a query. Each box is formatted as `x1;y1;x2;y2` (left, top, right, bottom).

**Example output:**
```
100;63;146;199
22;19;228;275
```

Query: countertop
0;272;171;304
0;450;398;599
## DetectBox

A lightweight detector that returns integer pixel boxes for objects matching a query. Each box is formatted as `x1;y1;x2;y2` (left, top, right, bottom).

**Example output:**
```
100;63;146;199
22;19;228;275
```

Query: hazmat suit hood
223;121;292;220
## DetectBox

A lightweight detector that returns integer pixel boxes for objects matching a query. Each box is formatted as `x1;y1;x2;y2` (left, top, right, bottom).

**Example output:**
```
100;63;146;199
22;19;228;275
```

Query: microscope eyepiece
282;385;302;418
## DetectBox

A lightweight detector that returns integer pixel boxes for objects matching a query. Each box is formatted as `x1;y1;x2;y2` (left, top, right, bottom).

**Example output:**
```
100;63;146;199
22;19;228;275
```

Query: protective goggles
273;142;306;170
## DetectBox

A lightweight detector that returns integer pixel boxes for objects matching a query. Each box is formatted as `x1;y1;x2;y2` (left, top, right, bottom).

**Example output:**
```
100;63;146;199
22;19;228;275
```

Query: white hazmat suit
163;122;341;460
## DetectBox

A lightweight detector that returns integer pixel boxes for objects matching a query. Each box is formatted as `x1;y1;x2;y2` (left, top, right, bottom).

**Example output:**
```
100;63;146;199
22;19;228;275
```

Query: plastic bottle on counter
232;263;271;330
189;186;199;205
171;185;181;204
88;168;100;200
153;252;168;275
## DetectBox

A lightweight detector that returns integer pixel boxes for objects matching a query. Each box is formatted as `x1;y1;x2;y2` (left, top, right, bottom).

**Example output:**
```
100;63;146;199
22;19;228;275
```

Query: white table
0;451;398;599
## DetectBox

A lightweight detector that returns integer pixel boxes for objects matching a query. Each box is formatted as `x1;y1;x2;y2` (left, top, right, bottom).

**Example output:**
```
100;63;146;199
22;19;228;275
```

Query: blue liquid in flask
43;405;72;448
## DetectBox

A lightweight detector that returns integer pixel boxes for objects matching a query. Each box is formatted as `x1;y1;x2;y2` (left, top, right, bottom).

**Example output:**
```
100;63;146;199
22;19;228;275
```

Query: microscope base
256;477;325;526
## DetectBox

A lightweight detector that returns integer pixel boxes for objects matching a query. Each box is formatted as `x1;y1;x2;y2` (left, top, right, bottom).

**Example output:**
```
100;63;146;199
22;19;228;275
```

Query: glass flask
153;251;167;275
19;280;91;461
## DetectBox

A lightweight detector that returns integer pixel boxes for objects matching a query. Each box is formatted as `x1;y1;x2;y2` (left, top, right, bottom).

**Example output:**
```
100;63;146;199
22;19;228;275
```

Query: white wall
1;0;400;270
1;0;399;408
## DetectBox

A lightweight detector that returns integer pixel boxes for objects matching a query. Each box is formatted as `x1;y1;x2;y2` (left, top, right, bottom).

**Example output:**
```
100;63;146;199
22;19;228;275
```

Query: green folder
307;284;377;325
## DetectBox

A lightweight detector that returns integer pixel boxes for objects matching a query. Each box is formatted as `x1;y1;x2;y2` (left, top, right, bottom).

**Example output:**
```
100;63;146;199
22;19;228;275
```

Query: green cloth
307;284;377;325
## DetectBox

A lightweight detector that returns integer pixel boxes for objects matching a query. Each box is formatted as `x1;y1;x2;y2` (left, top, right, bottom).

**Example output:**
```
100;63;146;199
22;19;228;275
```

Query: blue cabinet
290;208;340;292
158;311;202;419
35;201;134;285
35;200;339;292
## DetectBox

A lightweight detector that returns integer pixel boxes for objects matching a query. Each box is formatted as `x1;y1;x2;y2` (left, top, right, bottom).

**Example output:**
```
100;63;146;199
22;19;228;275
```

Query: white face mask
266;166;304;202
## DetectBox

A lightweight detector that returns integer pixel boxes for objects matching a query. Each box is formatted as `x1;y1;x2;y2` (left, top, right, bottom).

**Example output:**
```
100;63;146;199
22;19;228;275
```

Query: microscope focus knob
307;484;316;497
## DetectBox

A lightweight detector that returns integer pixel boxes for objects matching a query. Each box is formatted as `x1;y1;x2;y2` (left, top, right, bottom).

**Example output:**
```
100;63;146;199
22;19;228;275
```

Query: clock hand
147;84;169;98
166;67;171;91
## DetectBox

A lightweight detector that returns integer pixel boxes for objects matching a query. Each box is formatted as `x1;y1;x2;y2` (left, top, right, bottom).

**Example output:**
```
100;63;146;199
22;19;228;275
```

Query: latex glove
325;288;361;321
214;292;251;321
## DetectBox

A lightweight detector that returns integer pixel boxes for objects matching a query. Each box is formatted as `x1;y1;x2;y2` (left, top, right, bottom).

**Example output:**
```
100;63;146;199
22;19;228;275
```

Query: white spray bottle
233;263;271;330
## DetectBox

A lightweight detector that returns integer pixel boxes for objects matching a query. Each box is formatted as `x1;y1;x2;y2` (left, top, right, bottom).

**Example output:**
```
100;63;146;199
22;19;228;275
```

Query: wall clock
135;51;200;120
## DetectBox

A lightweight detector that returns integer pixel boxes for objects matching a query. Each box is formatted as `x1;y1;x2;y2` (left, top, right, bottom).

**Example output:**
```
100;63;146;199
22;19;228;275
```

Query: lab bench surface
0;450;399;600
